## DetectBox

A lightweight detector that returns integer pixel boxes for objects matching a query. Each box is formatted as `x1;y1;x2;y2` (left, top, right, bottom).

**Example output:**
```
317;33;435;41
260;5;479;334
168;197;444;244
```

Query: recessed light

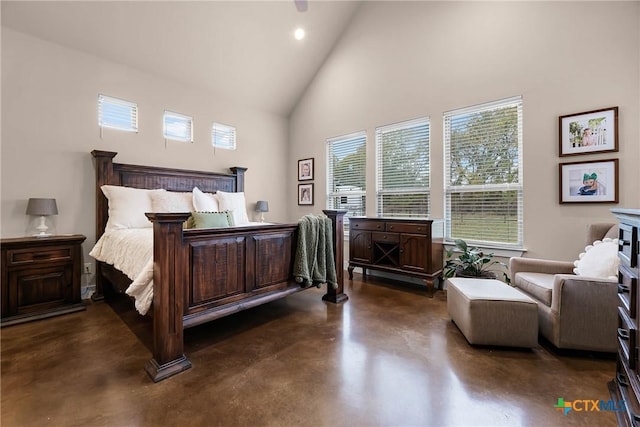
294;27;305;41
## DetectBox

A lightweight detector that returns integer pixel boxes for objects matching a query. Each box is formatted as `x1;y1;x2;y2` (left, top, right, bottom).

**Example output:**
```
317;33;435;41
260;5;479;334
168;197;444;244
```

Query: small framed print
298;158;314;181
559;158;618;204
298;183;314;205
559;106;618;156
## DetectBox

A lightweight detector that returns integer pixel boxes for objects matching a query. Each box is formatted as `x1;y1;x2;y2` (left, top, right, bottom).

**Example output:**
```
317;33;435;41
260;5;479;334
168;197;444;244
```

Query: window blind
376;117;430;218
163;111;193;142
98;94;138;132
211;122;236;150
444;96;523;248
326;131;367;219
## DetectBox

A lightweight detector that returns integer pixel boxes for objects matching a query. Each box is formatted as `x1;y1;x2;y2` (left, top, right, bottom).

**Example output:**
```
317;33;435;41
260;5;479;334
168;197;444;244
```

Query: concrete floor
1;274;617;426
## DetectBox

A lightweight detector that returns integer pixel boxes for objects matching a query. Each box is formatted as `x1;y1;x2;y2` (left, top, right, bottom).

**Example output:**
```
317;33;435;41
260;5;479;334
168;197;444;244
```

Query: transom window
98;94;138;133
212;122;236;150
163;111;193;142
376;117;430;218
444;96;523;248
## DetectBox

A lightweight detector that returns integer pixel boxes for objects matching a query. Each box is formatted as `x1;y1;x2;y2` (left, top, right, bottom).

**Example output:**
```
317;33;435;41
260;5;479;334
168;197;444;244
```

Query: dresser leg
348;265;354;280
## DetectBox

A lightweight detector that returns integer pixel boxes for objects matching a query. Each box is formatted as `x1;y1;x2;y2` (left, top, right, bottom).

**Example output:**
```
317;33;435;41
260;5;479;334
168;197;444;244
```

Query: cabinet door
399;234;428;272
350;230;372;263
8;264;74;316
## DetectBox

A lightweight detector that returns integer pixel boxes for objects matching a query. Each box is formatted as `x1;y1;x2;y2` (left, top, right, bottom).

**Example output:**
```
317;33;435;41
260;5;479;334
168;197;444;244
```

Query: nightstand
1;234;86;327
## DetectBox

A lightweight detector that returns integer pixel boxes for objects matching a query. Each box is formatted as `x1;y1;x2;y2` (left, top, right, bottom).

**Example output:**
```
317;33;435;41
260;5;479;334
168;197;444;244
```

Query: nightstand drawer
7;247;73;266
619;264;638;319
619;223;637;268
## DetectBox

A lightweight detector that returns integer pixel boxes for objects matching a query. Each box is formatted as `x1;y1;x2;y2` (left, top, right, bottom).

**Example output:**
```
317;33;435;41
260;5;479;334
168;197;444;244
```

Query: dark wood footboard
91;150;347;382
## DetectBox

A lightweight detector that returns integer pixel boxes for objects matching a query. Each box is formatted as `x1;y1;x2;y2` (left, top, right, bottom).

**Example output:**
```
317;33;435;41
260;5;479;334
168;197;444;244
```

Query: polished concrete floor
1;274;617;427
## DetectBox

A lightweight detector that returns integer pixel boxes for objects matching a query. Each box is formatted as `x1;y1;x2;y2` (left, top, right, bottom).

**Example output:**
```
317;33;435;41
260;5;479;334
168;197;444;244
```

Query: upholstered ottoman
447;278;538;348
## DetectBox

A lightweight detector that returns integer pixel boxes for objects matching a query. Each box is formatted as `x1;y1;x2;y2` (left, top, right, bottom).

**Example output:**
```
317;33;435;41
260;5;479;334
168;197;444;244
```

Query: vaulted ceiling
1;1;362;116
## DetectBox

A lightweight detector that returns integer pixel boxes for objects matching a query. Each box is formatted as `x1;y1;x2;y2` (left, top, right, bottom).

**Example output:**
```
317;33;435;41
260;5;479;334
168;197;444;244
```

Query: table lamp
255;201;269;223
26;198;58;237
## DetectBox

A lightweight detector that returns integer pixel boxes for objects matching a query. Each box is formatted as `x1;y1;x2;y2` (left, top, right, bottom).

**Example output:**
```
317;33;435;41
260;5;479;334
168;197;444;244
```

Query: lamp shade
255;201;269;213
26;198;58;216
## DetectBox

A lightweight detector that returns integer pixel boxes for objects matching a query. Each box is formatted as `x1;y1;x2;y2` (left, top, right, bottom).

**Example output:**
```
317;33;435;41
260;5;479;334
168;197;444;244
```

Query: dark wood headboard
91;150;247;241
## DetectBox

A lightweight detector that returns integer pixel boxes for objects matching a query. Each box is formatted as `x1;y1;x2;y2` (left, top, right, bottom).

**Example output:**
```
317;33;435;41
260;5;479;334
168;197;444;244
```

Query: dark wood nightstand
1;234;86;327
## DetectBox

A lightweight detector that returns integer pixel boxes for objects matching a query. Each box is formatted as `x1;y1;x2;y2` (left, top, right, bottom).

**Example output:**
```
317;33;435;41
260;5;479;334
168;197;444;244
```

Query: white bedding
89;222;270;315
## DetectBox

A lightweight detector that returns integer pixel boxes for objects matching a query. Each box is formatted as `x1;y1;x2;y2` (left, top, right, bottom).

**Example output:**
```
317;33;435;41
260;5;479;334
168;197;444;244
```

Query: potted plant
444;239;506;279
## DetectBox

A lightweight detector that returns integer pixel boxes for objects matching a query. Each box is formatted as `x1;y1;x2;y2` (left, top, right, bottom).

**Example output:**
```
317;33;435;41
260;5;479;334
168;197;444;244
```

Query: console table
347;217;443;294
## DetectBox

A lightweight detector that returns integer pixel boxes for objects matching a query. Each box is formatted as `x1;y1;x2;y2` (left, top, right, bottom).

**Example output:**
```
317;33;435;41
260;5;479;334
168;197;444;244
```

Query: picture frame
559;158;618;204
559;106;618;156
298;183;314;205
298;158;314;181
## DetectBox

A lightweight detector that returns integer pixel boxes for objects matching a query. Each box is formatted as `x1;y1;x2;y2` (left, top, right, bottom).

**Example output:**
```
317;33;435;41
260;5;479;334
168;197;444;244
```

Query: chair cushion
514;272;555;307
573;238;619;279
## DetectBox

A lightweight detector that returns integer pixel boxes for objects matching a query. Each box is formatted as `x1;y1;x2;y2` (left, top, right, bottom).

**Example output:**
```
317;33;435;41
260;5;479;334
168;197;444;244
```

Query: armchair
509;223;619;352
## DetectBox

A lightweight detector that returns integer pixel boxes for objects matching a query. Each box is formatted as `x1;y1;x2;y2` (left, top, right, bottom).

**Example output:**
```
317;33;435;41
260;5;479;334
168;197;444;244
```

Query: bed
90;150;348;382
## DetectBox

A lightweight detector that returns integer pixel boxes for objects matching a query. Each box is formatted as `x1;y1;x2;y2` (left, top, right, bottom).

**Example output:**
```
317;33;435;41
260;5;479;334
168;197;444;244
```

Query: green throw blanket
293;214;338;289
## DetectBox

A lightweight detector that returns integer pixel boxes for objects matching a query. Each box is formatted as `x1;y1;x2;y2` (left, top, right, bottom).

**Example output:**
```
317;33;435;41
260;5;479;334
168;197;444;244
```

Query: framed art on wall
559;158;618;204
298;158;314;181
298;183;314;205
559;106;618;156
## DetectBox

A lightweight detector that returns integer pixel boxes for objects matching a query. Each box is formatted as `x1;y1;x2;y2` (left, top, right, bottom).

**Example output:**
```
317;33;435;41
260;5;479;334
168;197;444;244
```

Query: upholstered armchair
509;223;619;352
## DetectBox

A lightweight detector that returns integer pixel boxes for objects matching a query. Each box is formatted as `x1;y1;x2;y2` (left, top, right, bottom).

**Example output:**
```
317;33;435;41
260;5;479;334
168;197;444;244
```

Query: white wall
289;1;640;261
1;29;290;287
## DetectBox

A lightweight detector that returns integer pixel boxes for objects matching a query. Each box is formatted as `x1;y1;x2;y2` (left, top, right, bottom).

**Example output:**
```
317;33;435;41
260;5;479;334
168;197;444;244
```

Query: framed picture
559;106;618;156
298;158;314;181
298;183;314;205
559;158;618;204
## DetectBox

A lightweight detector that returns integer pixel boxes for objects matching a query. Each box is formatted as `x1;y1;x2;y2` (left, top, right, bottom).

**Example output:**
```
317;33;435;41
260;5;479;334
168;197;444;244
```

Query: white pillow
101;185;165;231
573;238;619;279
216;190;249;225
151;191;194;213
192;186;219;212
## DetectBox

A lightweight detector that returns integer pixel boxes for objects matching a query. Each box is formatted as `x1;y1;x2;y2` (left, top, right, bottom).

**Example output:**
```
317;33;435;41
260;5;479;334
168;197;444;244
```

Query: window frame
326;131;367;222
443;96;524;249
375;117;431;219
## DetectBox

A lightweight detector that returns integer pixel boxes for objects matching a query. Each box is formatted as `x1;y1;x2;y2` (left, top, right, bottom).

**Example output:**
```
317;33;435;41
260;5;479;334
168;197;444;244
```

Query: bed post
230;167;247;192
322;210;349;304
144;212;193;382
91;150;117;301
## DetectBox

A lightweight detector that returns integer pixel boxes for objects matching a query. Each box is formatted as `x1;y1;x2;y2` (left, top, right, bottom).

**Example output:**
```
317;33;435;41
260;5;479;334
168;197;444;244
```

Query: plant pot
453;269;496;279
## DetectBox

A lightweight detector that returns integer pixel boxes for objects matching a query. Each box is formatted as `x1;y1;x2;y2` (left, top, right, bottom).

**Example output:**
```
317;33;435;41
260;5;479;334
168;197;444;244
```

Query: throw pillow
192;187;219;212
573;238;619;279
190;211;235;229
101;185;165;231
151;191;194;213
216;190;250;225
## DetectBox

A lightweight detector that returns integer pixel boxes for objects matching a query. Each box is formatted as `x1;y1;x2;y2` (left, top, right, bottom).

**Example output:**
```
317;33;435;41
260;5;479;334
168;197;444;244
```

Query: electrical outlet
83;263;93;275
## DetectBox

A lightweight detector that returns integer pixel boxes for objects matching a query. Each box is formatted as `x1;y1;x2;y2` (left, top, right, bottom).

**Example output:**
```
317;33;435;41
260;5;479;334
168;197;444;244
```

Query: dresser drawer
350;220;384;232
7;246;73;267
386;222;430;235
618;306;637;369
619;264;638;319
372;232;399;243
619;223;638;268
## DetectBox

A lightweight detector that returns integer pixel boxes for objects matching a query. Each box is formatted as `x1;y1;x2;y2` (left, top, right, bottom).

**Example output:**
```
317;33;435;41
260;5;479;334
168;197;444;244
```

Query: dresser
609;209;640;426
347;217;443;293
1;234;86;326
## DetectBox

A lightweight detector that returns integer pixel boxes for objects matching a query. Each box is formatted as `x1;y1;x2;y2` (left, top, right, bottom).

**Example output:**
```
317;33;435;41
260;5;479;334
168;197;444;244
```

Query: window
211;122;236;150
327;131;367;219
376;117;430;218
98;94;138;132
163;111;193;142
444;96;523;248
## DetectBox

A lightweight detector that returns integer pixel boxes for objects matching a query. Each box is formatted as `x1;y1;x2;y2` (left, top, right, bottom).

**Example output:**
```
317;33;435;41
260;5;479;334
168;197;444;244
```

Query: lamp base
34;215;51;237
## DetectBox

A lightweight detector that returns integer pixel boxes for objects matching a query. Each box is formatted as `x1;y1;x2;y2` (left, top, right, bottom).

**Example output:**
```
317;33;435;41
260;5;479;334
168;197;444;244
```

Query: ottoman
447;278;538;348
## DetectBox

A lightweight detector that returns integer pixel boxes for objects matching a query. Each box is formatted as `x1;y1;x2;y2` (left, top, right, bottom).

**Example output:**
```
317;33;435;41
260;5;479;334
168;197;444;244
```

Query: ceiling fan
294;0;308;12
